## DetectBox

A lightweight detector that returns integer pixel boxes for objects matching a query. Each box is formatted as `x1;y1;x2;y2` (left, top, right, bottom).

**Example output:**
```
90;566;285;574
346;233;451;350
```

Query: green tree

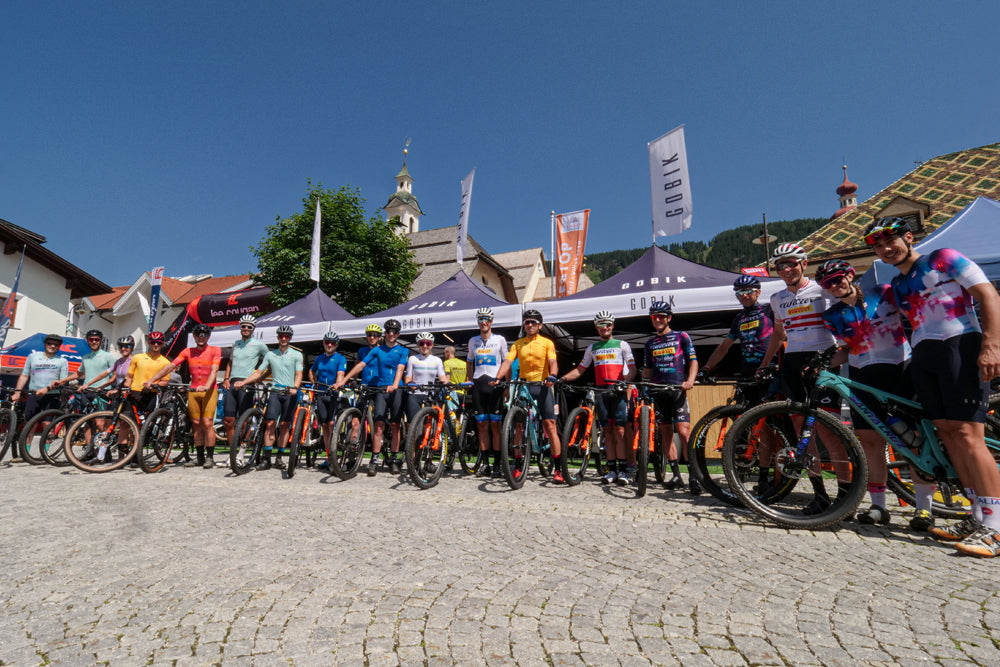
251;182;418;315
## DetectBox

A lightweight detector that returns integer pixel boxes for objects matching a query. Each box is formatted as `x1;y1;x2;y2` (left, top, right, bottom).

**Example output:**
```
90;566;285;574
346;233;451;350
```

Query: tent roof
863;196;1000;285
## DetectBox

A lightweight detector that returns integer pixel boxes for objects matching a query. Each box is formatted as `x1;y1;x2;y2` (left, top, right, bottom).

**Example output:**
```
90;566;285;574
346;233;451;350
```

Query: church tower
831;165;859;219
383;142;424;235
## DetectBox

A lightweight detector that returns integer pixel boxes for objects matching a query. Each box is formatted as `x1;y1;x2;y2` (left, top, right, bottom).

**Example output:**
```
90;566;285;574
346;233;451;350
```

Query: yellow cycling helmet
365;323;383;335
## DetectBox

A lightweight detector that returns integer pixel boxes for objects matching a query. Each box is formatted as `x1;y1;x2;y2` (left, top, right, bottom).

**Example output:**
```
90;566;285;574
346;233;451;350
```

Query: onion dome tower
831;165;859;219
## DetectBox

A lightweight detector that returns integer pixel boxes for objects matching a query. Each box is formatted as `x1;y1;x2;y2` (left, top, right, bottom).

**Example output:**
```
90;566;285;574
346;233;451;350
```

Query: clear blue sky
4;1;999;288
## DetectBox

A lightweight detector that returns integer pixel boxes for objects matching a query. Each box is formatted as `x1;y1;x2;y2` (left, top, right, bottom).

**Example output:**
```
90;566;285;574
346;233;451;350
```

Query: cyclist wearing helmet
237;324;303;471
147;323;222;469
55;329;115;397
869;218;1000;556
560;310;636;485
404;332;450;423
338;318;409;475
643;302;699;491
82;335;135;391
310;331;347;466
817;258;919;526
222;314;269;445
702;275;775;405
124;331;171;414
494;309;568;484
13;333;69;426
466;306;509;477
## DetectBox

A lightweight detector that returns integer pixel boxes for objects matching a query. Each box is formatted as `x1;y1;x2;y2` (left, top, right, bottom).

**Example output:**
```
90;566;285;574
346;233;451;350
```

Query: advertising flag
0;249;25;348
310;199;322;283
648;125;692;239
554;209;590;297
456;168;475;264
148;266;164;333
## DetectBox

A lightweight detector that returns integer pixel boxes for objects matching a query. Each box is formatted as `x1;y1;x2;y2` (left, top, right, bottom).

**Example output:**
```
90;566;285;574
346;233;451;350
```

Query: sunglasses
87;338;102;343
819;275;849;289
149;342;163;346
523;320;540;326
595;322;613;328
418;341;433;347
735;289;757;296
324;340;338;345
864;229;902;246
194;332;209;337
277;334;291;339
477;317;492;323
119;345;134;349
365;333;380;338
650;314;669;320
240;325;255;330
775;261;800;271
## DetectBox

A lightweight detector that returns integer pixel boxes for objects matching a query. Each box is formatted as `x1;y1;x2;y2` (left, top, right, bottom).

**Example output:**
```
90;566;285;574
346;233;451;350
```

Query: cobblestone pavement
2;462;999;666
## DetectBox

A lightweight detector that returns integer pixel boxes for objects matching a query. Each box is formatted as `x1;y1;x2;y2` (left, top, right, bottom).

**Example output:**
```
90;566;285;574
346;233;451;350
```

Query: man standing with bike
643;302;699;492
146;323;222;469
236;324;302;471
560;310;636;485
868;217;1000;556
222;314;268;448
494;309;566;485
466;307;509;477
310;331;347;470
12;333;69;460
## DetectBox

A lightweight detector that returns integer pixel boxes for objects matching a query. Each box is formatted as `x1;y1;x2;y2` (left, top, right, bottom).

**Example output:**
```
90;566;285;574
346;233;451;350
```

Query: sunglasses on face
366;334;380;339
324;341;338;345
477;318;492;323
240;325;254;330
864;229;902;246
650;314;669;320
277;334;291;339
735;289;757;297
819;275;849;289
194;333;209;337
119;345;133;350
775;261;799;271
418;341;433;347
87;338;102;343
523;320;539;326
149;342;163;346
596;322;613;328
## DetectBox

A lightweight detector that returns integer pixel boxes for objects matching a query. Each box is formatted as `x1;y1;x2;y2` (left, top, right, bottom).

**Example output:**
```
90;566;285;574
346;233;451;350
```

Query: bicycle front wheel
886;450;970;519
560;407;594;485
39;412;82;467
456;413;483;475
138;407;178;473
65;411;140;473
404;407;447;489
230;407;264;475
500;405;532;489
19;409;65;465
635;405;651;498
689;405;746;506
330;407;369;480
723;402;867;529
0;407;18;462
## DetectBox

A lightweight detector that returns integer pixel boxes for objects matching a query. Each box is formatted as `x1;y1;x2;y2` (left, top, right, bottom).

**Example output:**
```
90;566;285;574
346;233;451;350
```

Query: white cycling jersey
466;333;509;380
405;354;446;388
770;279;836;354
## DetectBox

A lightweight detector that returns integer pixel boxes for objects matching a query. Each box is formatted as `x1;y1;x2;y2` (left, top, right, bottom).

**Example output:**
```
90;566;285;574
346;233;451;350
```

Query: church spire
383;138;424;234
831;165;859;219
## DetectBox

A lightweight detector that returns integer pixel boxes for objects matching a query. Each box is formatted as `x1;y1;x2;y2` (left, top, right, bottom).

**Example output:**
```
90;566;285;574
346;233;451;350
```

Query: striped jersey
770;279;835;354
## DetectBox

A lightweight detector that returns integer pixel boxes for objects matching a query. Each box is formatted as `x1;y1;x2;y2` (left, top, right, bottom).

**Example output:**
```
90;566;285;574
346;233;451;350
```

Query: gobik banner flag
310;199;322;283
554;209;590;297
457;168;475;264
648;125;692;238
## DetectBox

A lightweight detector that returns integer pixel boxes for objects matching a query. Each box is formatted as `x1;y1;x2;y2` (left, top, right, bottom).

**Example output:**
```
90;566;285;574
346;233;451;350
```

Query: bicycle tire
404;406;446;489
39;412;82;467
0;407;18;462
330;407;370;480
456;413;483;475
885;442;970;519
560;407;593;485
230;407;264;475
723;401;867;529
652;429;668;484
64;411;140;473
19;408;65;465
137;407;177;473
635;405;651;497
286;409;307;478
689;405;746;506
500;405;532;489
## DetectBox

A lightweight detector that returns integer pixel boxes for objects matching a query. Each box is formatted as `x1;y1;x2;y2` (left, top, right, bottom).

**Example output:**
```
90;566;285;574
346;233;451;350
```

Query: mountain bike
0;387;19;463
498;380;567;489
403;383;469;489
137;384;193;473
329;382;377;480
63;389;158;472
19;387;80;465
559;384;621;484
286;382;326;478
628;381;685;498
36;388;113;467
229;384;273;475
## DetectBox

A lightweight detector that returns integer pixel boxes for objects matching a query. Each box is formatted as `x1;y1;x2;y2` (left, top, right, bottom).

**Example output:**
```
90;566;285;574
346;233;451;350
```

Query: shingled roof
801;142;1000;259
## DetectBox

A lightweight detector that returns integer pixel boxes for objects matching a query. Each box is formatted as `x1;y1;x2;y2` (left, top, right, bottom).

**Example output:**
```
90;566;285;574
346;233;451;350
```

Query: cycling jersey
578;338;635;386
310;352;347;386
405;354;446;386
173;345;221;387
261;347;303;387
644;331;697;384
506;335;556;382
367;343;409;386
80;349;115;383
770;279;835;353
229;337;268;379
127;353;171;391
356;345;379;386
467;333;509;379
21;352;68;391
891;247;989;345
726;303;774;367
442;357;467;384
822;283;910;368
112;356;131;385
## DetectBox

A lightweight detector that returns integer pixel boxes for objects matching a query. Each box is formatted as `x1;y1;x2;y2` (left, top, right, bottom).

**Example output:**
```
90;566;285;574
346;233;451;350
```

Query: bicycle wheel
137;407;177;473
230;407;264;475
635;405;651;497
64;411;140;473
404;406;447;489
456;413;483;475
19;408;64;465
0;407;18;462
500;405;532;489
652;428;668;484
560;406;594;485
287;409;307;478
689;405;746;506
723;402;867;529
39;412;82;467
330;407;370;480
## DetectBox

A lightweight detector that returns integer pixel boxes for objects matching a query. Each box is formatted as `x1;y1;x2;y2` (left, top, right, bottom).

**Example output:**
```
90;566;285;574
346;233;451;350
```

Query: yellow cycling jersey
506;335;556;382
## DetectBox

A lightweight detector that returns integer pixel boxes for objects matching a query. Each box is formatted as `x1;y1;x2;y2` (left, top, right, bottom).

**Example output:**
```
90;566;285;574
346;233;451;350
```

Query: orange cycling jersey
506;335;556;382
173;345;222;388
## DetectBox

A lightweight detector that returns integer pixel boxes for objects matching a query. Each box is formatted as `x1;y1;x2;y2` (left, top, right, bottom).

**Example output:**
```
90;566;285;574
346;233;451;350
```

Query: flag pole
550;211;555;298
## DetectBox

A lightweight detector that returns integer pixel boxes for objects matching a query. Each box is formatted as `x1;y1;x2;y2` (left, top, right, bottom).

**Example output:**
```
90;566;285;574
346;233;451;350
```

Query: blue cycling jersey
367;343;409;386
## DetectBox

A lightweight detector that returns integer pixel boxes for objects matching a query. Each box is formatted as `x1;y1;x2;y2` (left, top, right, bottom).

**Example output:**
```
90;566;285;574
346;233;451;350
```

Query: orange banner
555;209;590;297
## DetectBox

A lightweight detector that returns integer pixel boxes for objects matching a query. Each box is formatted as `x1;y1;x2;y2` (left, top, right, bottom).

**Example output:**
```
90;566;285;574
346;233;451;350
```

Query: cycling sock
669;460;681;477
977;495;1000;529
206;447;214;459
493;450;501;466
867;484;887;508
965;487;982;522
196;447;205;464
915;483;936;512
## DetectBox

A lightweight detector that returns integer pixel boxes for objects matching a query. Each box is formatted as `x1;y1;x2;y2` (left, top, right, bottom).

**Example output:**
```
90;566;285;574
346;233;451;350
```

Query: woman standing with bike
816;259;930;527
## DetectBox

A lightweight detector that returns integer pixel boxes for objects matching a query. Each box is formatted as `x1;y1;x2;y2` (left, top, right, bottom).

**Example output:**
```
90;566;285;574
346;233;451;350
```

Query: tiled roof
159;274;253;304
88;286;129;310
405;226;506;298
801;142;1000;257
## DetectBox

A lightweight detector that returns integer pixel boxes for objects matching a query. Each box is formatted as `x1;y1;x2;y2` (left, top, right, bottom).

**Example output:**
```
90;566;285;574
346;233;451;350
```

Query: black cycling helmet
85;329;104;340
649;301;672;316
733;275;761;291
383;319;401;333
522;309;543;324
192;323;212;336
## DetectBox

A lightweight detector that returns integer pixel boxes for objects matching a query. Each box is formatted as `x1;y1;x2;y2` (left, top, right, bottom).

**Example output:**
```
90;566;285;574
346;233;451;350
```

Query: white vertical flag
648;125;692;239
309;199;322;283
456;168;475;264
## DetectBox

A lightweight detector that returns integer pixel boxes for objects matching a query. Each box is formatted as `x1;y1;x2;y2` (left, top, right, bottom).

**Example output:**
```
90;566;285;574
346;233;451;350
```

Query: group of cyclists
8;215;1000;558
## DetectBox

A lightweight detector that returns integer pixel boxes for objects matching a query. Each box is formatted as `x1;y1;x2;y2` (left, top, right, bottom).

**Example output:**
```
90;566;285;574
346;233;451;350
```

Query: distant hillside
584;217;827;283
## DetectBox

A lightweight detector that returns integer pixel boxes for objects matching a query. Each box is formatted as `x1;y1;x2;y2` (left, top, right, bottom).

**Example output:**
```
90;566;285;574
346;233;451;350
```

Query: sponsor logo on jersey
594;352;618;362
652;347;676;357
739;319;761;331
788;304;812;316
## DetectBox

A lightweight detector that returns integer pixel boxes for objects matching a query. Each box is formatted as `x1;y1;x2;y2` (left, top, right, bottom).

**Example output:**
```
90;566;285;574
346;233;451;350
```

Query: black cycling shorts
372;388;404;424
314;392;340;424
472;376;504;422
911;333;989;422
265;392;297;423
846;362;912;428
223;382;256;419
780;351;840;409
653;390;690;424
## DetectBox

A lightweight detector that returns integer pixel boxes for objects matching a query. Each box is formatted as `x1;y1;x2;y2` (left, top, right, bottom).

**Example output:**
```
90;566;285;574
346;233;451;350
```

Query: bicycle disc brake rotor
774;446;812;479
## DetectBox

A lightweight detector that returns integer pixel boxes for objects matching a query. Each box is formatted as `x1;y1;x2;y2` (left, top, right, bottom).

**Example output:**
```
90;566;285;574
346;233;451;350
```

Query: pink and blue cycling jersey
890;248;989;346
822;283;910;368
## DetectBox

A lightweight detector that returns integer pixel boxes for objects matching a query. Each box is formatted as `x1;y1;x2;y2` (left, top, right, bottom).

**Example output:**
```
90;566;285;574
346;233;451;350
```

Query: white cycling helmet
415;331;434;344
476;307;494;320
238;314;257;328
772;243;808;262
594;310;615;325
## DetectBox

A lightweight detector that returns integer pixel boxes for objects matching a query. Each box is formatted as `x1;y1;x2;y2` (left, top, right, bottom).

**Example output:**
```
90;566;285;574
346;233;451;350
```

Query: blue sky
4;1;999;289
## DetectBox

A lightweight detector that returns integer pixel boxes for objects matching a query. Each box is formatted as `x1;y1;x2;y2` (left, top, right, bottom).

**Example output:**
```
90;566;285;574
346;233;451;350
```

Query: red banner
741;267;769;277
555;209;590;297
